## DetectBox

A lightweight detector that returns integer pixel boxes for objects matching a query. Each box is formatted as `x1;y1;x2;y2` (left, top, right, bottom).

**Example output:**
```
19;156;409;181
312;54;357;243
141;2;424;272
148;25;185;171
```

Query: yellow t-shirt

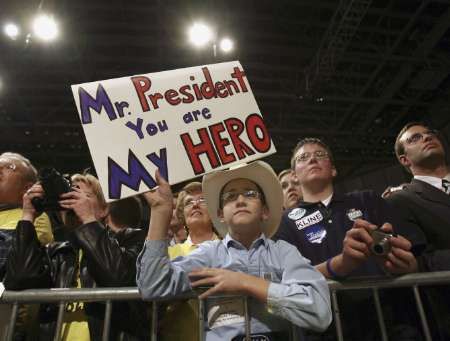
0;208;53;245
60;250;90;341
162;234;219;341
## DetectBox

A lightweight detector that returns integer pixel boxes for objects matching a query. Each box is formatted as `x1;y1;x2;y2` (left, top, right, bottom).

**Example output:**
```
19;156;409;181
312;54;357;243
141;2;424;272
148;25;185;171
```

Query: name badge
288;208;306;220
346;208;363;221
305;225;327;244
295;210;323;230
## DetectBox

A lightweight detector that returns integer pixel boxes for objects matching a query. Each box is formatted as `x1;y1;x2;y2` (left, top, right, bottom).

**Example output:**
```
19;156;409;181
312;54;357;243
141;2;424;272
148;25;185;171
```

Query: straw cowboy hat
202;161;283;238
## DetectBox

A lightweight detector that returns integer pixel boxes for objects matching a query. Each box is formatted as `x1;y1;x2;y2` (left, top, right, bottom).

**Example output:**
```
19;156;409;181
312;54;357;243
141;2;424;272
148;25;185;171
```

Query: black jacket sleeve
385;193;446;271
4;220;52;290
74;222;146;287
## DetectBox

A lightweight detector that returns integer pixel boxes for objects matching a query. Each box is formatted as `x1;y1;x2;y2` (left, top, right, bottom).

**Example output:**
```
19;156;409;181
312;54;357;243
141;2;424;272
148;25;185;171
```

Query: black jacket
4;220;150;341
386;179;450;340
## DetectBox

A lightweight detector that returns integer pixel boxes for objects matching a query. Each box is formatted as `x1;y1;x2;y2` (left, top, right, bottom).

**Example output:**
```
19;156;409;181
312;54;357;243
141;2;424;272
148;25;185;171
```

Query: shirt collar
298;191;339;208
414;175;448;191
185;233;219;246
223;233;267;249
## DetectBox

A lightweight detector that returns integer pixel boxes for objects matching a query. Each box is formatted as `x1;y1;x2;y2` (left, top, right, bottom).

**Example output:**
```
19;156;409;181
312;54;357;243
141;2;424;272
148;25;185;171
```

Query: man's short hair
175;181;202;225
108;196;143;228
0;152;37;184
277;169;292;181
394;121;429;160
290;137;334;169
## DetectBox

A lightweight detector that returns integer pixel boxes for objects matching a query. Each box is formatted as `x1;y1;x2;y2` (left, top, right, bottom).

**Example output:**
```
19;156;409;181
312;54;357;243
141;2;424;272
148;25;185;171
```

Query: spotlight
188;22;213;47
219;38;233;52
33;14;58;41
4;23;20;40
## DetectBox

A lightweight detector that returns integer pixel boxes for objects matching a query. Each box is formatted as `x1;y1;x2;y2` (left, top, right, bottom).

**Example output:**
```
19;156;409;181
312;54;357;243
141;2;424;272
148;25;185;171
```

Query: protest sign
71;61;276;201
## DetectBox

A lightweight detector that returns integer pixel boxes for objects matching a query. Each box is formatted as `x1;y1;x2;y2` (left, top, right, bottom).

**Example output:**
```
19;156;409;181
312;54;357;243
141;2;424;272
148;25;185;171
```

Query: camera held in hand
32;168;72;211
369;228;393;256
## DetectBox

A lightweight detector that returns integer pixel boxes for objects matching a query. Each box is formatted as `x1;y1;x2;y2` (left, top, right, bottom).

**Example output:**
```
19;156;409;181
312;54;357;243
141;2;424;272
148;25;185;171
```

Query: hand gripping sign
71;61;276;202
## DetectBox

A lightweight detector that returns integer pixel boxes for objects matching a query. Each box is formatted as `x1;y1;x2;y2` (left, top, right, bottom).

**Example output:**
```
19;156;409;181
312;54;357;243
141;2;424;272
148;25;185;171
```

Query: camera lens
372;244;385;255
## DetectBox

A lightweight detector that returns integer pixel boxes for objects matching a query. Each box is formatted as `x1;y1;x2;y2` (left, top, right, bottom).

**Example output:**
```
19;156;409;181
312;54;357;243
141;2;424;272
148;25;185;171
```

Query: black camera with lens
369;228;393;256
32;168;72;211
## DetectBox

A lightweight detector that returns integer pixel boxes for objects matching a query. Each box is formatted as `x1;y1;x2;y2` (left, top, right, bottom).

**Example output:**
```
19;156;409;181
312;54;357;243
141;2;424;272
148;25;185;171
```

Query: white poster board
71;61;276;201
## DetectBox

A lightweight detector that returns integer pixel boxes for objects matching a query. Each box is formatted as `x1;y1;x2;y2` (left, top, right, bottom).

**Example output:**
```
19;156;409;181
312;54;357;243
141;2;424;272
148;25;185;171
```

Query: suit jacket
386;178;450;271
387;179;450;340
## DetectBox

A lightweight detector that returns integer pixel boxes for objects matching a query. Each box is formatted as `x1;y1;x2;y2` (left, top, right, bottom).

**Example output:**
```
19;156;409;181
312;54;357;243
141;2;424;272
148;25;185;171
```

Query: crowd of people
0;121;449;341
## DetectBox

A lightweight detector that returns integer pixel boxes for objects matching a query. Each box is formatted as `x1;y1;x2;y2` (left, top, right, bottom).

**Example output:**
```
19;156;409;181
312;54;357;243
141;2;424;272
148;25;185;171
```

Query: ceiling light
33;14;58;41
219;38;233;52
4;23;20;40
188;22;213;47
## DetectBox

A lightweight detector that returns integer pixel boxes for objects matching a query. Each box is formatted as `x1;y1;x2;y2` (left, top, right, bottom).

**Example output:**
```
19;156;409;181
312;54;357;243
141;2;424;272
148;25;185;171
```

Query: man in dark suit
387;121;450;340
387;122;450;270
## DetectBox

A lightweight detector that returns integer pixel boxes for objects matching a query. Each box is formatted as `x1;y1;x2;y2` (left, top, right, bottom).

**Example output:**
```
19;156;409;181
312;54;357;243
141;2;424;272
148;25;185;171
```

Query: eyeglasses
184;197;207;208
0;161;17;173
404;130;438;145
295;150;329;163
221;190;261;206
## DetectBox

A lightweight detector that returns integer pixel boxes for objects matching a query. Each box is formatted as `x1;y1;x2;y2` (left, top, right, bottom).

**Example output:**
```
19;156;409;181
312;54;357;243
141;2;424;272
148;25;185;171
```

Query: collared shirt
414;174;450;192
168;233;219;259
137;234;331;341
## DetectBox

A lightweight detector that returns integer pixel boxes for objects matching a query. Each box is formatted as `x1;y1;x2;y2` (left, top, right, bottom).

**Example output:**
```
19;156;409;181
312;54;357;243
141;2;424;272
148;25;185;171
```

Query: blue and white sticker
288;208;306;220
305;225;327;244
346;208;363;221
295;210;324;230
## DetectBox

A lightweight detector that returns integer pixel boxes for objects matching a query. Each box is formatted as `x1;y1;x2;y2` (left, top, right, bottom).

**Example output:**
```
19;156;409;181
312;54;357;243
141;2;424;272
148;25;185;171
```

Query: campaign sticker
346;208;363;221
305;225;327;244
288;208;306;220
295;210;324;230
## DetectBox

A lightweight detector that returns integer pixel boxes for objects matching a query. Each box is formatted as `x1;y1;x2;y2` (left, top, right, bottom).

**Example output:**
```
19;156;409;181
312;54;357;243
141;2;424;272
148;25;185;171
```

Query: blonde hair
71;173;107;209
175;182;202;225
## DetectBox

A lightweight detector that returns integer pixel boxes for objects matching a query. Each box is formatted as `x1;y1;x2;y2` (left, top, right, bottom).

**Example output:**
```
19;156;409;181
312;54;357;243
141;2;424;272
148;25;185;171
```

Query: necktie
442;179;450;194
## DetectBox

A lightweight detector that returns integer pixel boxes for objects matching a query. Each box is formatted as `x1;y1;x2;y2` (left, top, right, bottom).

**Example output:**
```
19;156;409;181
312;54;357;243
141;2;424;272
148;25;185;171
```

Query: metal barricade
1;271;450;340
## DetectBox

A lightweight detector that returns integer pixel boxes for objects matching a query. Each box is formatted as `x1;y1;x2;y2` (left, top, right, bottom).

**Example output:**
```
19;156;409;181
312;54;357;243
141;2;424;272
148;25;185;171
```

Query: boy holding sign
137;161;331;340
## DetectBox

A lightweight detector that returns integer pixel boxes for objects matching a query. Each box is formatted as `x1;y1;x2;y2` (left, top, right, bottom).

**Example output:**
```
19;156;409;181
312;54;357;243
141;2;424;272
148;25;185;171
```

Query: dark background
1;0;449;192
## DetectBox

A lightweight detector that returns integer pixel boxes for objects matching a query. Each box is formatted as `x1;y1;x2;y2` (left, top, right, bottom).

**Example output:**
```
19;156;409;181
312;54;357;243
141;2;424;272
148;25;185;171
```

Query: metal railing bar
327;271;450;291
53;302;65;341
198;299;205;341
244;296;251;341
331;290;344;341
2;271;450;304
5;303;18;341
102;300;112;341
151;301;158;341
372;288;388;341
413;285;432;341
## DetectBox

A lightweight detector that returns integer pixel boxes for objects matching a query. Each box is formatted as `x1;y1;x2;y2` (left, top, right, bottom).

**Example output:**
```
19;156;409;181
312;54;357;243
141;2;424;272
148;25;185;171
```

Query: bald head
0;152;38;205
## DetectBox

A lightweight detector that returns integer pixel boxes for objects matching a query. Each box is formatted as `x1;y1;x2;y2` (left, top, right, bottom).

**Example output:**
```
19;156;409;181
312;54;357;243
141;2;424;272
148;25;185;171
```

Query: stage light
188;22;213;47
4;23;19;40
33;14;58;41
219;38;233;52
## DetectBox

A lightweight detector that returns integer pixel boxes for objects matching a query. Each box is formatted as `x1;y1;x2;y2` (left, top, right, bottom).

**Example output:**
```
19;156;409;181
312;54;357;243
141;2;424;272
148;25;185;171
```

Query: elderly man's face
0;157;31;205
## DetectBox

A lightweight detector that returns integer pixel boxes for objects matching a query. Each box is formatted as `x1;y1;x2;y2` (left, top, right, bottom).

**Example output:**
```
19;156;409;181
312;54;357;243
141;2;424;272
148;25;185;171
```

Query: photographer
274;138;424;340
4;173;149;341
0;152;53;277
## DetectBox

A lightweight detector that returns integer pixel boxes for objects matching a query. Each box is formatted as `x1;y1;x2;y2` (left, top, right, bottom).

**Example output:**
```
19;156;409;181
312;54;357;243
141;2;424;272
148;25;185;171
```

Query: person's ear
399;154;411;168
99;205;109;220
217;208;225;223
261;205;270;221
331;166;337;178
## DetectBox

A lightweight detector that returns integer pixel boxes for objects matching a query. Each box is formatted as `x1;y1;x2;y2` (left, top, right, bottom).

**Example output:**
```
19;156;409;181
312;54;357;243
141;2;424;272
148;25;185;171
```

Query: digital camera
369;228;393;256
32;168;72;211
